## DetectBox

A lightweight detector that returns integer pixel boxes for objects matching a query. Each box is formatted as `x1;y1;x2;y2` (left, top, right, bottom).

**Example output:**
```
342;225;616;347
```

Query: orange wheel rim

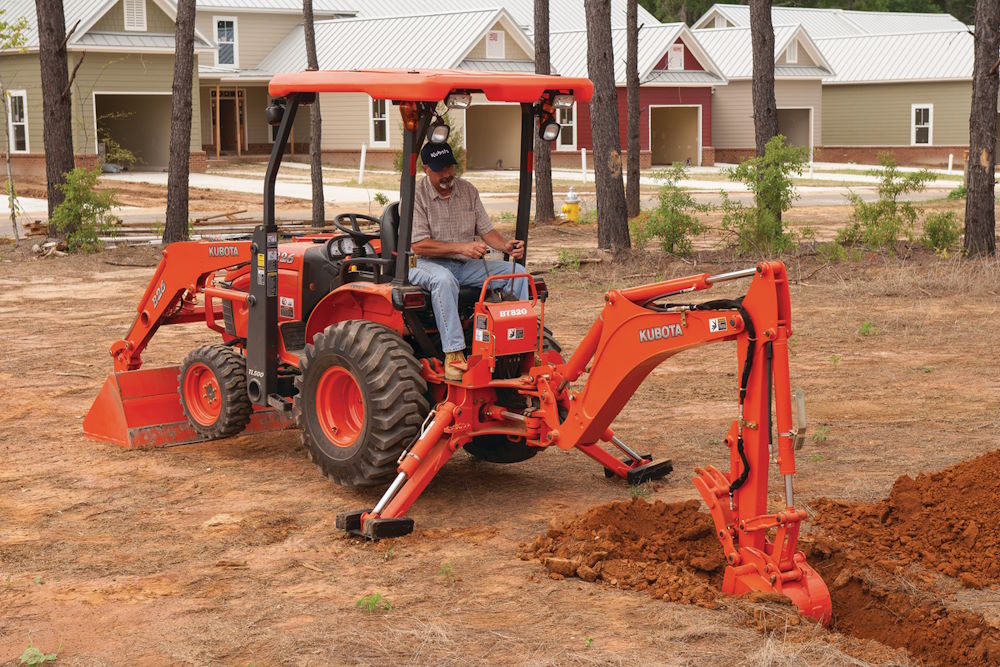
184;362;222;426
316;366;364;447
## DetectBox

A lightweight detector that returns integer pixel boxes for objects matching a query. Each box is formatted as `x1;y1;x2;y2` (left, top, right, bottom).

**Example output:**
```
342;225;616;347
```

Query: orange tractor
84;69;831;623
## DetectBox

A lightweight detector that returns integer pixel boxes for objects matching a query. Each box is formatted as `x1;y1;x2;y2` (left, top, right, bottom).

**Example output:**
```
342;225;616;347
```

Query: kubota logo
430;149;450;158
497;307;528;318
209;245;240;257
639;323;683;343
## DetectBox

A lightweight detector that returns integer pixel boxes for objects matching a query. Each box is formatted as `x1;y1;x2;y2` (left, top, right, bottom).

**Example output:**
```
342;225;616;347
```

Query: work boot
444;350;466;382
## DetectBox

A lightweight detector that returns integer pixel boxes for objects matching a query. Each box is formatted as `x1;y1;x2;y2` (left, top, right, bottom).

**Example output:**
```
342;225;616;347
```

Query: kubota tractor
84;69;831;623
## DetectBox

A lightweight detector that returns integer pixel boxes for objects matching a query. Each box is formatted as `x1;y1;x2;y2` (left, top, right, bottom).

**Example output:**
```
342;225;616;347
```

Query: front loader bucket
84;366;293;449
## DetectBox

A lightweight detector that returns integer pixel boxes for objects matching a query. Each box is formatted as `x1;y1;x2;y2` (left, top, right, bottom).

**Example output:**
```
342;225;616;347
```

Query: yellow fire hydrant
561;187;581;222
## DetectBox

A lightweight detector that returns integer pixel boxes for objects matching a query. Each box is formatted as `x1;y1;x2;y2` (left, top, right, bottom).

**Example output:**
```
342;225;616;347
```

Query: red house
549;23;726;168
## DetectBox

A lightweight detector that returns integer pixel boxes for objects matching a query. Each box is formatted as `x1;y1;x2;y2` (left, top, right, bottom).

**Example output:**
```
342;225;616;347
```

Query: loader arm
110;241;251;372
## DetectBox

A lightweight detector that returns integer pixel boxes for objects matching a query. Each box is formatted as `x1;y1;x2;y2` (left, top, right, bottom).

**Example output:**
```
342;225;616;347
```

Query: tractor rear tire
178;344;253;440
463;328;562;464
295;320;429;487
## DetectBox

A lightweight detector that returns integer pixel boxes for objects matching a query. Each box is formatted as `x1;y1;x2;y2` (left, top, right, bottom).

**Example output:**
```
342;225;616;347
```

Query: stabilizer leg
338;402;459;540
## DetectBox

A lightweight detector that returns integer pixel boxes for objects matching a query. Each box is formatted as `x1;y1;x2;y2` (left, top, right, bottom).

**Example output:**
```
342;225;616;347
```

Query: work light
540;121;561;142
445;92;472;109
429;121;451;143
552;94;574;109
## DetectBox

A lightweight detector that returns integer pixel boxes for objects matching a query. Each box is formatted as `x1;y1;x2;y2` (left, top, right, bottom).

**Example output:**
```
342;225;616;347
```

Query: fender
305;281;403;343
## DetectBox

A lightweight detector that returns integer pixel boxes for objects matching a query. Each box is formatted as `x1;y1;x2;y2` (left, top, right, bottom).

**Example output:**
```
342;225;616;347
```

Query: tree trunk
533;0;555;223
749;0;778;156
626;0;640;218
585;0;630;251
34;0;76;222
304;0;325;227
163;0;196;244
965;0;1000;258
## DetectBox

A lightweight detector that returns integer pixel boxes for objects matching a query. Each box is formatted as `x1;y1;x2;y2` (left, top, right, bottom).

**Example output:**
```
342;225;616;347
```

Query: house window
370;97;388;147
786;40;798;64
486;30;505;59
215;17;238;67
556;104;575;151
912;104;933;145
6;90;28;153
667;44;684;71
124;0;146;31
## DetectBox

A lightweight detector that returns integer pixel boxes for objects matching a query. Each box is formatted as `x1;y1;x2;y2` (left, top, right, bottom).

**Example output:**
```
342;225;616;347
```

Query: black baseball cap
420;142;457;172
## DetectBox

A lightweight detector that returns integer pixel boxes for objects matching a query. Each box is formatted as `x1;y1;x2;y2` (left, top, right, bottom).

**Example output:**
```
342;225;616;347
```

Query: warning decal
709;317;728;333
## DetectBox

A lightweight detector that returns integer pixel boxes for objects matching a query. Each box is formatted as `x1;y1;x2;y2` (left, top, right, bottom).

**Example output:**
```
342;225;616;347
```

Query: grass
812;425;830;444
19;640;59;666
629;483;651;499
859;320;879;337
556;248;581;271
438;562;456;586
356;593;392;613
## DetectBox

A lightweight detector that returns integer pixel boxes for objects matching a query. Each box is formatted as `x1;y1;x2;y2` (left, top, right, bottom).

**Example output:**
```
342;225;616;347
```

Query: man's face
424;164;456;196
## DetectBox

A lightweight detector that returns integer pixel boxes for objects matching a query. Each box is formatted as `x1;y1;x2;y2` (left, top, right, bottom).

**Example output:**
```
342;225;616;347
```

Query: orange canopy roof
267;68;593;103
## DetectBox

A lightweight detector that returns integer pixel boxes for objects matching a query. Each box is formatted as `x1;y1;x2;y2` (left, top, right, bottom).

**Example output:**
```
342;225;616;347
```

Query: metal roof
347;0;659;33
693;4;965;38
257;8;531;73
816;30;973;84
643;70;725;85
693;25;832;80
549;23;726;86
1;0;214;51
75;31;214;51
193;0;353;13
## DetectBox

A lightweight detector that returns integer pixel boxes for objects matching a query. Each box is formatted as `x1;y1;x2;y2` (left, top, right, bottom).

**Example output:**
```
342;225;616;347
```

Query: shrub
947;185;966;200
630;163;708;255
49;167;120;252
817;241;846;263
837;154;933;252
721;135;806;256
921;210;961;252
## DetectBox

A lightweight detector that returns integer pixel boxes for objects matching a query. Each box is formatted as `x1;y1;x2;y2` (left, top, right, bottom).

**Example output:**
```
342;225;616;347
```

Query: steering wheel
327;213;382;260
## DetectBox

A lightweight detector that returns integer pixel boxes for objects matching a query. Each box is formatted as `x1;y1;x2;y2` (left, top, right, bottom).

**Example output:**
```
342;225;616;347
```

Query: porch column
235;84;241;157
214;83;220;160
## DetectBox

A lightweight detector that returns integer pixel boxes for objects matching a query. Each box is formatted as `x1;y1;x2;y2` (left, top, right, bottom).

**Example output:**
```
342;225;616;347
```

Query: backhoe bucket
84;367;292;449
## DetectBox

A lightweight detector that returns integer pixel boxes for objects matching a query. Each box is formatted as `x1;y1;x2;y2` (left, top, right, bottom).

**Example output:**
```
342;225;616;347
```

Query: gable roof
693;3;966;38
347;0;660;34
549;23;726;86
256;8;533;75
693;24;832;79
1;0;213;52
816;30;973;85
193;0;353;14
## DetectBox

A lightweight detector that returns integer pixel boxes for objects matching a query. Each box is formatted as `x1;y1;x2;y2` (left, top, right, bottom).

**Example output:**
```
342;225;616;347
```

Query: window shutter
124;0;146;31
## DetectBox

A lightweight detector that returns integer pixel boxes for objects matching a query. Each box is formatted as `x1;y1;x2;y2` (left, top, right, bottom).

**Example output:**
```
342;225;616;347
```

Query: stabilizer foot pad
627;458;674;484
604;453;653;479
336;510;366;533
362;517;415;540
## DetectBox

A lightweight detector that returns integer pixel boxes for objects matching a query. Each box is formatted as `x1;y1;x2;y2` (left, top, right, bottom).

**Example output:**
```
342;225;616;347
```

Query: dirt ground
2;212;1000;666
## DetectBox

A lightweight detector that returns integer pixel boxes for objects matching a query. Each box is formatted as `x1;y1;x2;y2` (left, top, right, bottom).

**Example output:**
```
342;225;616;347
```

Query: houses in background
0;1;990;175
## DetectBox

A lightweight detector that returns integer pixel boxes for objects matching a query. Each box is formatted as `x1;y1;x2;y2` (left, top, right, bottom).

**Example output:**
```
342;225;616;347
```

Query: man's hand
459;240;489;259
505;239;525;259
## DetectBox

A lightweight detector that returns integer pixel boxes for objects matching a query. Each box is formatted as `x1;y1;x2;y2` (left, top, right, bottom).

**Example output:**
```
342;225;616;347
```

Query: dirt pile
524;451;1000;666
521;499;724;607
812;448;1000;587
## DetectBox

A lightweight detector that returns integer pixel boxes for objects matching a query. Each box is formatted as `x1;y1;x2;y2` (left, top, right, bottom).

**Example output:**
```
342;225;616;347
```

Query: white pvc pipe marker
581;148;587;183
358;143;367;185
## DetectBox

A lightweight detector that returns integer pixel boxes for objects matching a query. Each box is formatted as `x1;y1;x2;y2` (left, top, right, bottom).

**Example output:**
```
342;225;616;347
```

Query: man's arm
412;238;488;259
482;229;524;259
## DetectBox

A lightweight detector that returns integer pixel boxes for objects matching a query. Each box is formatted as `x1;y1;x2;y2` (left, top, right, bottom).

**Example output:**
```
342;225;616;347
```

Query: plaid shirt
412;176;493;260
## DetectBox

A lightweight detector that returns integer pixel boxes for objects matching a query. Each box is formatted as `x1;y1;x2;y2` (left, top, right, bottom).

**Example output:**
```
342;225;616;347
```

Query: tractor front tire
295;321;429;487
178;344;253;440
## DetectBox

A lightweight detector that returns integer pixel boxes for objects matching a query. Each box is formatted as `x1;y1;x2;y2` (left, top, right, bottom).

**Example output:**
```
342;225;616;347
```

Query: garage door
650;107;700;166
778;108;812;154
95;94;172;170
465;105;521;170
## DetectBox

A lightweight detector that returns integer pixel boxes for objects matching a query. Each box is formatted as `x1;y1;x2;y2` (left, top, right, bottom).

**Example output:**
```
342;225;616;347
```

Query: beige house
816;30;980;167
693;24;832;163
1;0;216;177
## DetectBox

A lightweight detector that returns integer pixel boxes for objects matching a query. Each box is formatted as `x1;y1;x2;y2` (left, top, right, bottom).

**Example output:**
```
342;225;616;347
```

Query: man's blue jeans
408;257;529;353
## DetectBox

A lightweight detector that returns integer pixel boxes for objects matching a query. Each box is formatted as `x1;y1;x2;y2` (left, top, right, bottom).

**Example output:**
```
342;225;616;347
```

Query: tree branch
60;19;81;51
991;56;1000;76
63;52;85;98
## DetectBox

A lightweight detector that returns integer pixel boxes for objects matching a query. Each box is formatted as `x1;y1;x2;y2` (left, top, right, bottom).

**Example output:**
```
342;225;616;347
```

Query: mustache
438;177;455;187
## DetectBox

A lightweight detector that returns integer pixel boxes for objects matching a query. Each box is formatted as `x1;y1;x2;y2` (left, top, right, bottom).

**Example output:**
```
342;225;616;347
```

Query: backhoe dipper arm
109;242;251;372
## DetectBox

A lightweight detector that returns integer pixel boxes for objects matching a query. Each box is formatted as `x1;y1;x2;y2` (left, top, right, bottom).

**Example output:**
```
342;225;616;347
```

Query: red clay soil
524;451;1000;666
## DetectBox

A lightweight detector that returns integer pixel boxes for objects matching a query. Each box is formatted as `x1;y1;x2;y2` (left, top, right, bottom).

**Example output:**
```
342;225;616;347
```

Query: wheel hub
316;366;365;447
183;362;222;426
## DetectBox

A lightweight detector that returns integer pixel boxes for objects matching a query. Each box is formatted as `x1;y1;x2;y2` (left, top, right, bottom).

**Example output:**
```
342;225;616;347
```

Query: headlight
445;92;471;109
540;121;561;142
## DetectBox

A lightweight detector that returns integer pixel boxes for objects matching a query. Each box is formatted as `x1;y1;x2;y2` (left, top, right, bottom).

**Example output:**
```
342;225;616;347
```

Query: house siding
576;87;713;151
0;54;44;155
822;81;971;146
71;53;202;155
92;0;177;34
465;23;531;60
195;12;306;70
712;79;822;149
317;92;399;151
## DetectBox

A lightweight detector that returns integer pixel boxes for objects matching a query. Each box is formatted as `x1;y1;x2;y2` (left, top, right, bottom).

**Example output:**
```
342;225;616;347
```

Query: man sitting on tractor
408;142;528;381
